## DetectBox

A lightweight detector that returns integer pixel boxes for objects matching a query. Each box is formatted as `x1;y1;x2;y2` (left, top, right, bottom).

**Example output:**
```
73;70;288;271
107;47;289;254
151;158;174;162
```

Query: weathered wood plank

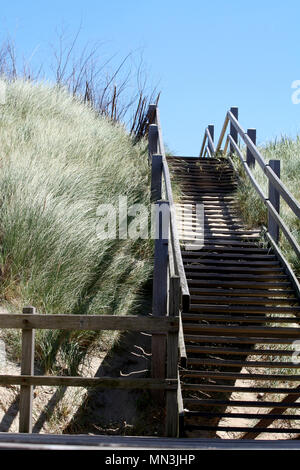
0;314;178;332
151;154;162;202
0;433;300;449
166;276;179;437
0;375;177;389
152;200;169;389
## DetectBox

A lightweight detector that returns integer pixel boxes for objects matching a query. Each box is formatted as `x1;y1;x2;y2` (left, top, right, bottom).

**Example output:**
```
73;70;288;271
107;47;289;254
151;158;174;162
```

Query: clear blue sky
1;0;300;155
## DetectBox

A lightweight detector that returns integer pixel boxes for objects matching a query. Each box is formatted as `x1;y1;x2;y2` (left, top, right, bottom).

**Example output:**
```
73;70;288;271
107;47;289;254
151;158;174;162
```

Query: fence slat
0;314;178;332
19;306;35;433
0;375;177;390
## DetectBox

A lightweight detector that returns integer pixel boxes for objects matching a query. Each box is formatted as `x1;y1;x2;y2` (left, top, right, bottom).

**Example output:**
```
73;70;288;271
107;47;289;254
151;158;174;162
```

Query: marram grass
0;79;152;373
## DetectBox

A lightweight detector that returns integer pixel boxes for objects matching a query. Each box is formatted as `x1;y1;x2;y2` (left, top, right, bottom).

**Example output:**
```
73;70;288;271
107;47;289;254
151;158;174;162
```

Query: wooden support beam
151;154;162;202
148;124;158;163
268;159;280;243
246;128;256;168
166;276;180;437
208;124;214;143
207;125;215;156
0;375;177;390
152;201;169;401
19;306;35;434
229;107;238;154
0;314;178;332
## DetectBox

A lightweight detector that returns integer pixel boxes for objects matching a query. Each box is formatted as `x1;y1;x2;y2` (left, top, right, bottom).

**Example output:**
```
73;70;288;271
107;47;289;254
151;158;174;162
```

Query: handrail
228;135;300;258
200;107;300;262
147;103;191;437
148;105;190;311
205;127;216;155
227;111;300;219
199;126;216;158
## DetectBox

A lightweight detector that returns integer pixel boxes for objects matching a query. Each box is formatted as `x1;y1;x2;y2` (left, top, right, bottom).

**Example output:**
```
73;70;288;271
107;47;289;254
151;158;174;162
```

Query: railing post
148;124;158;163
268;159;281;243
148;103;157;124
208;125;214;143
151;154;162;202
152;200;169;403
246;128;256;168
19;306;35;433
208;124;214;156
229;106;238;154
166;276;180;437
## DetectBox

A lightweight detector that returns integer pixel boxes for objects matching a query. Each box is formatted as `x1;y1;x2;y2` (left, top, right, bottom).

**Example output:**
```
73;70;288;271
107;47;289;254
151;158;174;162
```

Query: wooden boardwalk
168;155;300;438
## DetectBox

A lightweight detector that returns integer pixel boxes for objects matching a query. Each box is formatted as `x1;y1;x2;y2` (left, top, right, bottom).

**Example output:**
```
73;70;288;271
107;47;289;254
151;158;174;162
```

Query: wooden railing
0;308;179;436
147;104;189;436
199;106;300;265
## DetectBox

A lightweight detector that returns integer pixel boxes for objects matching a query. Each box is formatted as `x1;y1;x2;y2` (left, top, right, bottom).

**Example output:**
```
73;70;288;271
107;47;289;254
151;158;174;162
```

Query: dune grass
232;136;300;276
0;79;152;374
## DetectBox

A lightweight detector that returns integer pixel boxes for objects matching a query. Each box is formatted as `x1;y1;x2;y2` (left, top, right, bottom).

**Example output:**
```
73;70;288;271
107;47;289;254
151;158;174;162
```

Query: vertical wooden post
268;159;281;243
151;154;162;202
152;200;169;403
19;306;35;433
148;103;157;123
208;125;214;142
229;107;238;154
246;128;256;168
148;124;158;163
166;276;180;437
208;124;214;156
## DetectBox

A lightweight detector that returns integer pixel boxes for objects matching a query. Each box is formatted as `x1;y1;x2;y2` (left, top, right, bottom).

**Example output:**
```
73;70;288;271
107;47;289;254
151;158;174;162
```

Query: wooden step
189;304;300;314
182;383;300;393
183;425;300;434
190;296;297;305
185;272;288;281
185;345;297;355
184;411;300;420
188;288;294;297
183;324;300;336
181;371;300;381
187;280;291;289
184;334;297;345
186;358;300;368
182;399;300;408
182;313;299;323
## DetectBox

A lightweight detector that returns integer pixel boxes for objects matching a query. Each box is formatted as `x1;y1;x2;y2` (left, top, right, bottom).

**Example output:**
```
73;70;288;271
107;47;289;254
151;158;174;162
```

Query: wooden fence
147;104;190;435
0;308;179;436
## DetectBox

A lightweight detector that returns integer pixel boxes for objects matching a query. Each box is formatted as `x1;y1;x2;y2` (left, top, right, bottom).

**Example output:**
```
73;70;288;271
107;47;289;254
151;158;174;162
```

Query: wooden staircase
168;155;300;438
